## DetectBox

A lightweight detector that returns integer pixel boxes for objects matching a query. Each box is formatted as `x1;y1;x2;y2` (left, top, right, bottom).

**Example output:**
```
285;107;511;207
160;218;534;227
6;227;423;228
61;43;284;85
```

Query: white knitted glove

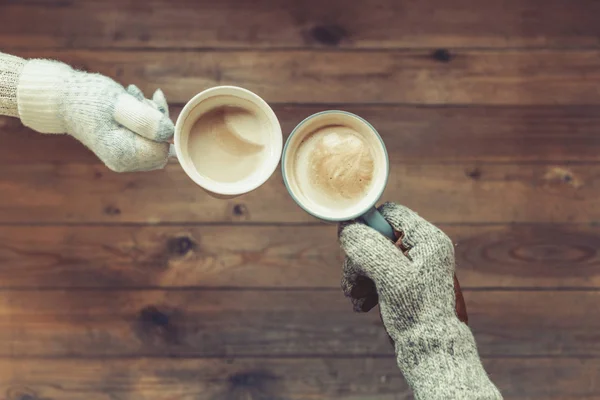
16;58;174;172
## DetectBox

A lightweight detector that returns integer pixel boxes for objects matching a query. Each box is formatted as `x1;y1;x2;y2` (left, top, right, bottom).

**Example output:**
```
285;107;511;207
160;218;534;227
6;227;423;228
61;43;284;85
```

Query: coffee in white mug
174;86;282;197
188;104;268;183
283;111;389;222
293;125;375;210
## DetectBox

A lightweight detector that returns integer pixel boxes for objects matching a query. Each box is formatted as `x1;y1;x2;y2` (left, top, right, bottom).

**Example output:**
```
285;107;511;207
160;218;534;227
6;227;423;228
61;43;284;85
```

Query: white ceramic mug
173;86;282;197
282;110;395;239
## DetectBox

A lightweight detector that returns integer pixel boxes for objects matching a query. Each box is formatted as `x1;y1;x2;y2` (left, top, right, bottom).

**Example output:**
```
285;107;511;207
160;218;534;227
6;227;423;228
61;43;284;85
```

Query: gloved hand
16;59;174;172
339;203;502;400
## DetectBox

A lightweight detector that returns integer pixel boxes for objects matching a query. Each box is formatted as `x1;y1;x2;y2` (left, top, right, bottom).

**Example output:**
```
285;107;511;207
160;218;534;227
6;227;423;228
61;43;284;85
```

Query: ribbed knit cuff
394;318;503;400
0;53;27;118
17;59;72;134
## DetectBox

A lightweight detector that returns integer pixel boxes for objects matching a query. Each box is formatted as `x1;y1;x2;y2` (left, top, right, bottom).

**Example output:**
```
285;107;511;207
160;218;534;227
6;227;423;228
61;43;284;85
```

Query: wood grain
0;162;596;224
4;105;600;164
0;289;597;357
2;0;598;397
2;357;598;400
10;49;600;105
453;224;600;289
1;358;410;400
0;224;598;289
2;0;600;50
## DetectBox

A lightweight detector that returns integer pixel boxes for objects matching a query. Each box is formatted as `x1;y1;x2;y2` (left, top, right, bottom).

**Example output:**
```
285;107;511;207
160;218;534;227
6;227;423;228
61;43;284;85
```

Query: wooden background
1;0;600;398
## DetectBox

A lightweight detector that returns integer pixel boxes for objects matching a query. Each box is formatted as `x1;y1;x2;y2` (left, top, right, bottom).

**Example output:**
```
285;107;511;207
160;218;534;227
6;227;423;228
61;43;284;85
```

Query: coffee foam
294;125;375;210
188;105;268;183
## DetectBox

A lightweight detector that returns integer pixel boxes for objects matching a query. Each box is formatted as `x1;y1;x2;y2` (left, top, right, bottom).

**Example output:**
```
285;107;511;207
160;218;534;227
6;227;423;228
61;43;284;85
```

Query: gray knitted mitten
339;203;502;400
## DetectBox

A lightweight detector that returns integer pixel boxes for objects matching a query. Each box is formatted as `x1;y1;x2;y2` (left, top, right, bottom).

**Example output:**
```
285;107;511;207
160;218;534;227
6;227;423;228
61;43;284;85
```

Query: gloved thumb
113;92;174;142
339;222;413;285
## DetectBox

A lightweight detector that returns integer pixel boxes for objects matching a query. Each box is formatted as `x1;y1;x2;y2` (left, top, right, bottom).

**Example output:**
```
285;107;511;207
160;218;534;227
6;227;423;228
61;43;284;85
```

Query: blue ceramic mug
282;110;395;240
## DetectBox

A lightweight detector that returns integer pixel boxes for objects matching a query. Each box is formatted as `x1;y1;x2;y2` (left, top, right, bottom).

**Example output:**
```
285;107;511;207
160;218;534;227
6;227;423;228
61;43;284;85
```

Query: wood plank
0;358;410;400
9;49;600;105
453;224;600;289
0;224;598;289
2;0;600;50
0;162;597;224
1;357;598;400
0;290;598;357
5;105;600;164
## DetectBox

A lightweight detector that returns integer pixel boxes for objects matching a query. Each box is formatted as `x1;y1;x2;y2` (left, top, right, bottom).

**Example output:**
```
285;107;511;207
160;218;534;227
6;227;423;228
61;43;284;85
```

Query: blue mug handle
361;207;395;241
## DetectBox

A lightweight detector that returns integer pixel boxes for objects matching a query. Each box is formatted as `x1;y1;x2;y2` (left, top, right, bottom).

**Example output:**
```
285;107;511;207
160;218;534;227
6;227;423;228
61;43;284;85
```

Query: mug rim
174;86;282;196
282;110;390;222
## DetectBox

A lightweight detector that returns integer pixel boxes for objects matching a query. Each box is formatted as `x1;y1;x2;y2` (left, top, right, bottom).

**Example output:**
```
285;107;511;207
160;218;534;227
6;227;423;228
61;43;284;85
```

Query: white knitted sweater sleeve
0;52;26;118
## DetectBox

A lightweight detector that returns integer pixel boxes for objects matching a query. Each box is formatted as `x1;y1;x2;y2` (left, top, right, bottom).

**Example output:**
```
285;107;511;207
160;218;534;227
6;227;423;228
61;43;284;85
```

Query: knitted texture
339;203;503;400
0;53;26;117
16;57;174;172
